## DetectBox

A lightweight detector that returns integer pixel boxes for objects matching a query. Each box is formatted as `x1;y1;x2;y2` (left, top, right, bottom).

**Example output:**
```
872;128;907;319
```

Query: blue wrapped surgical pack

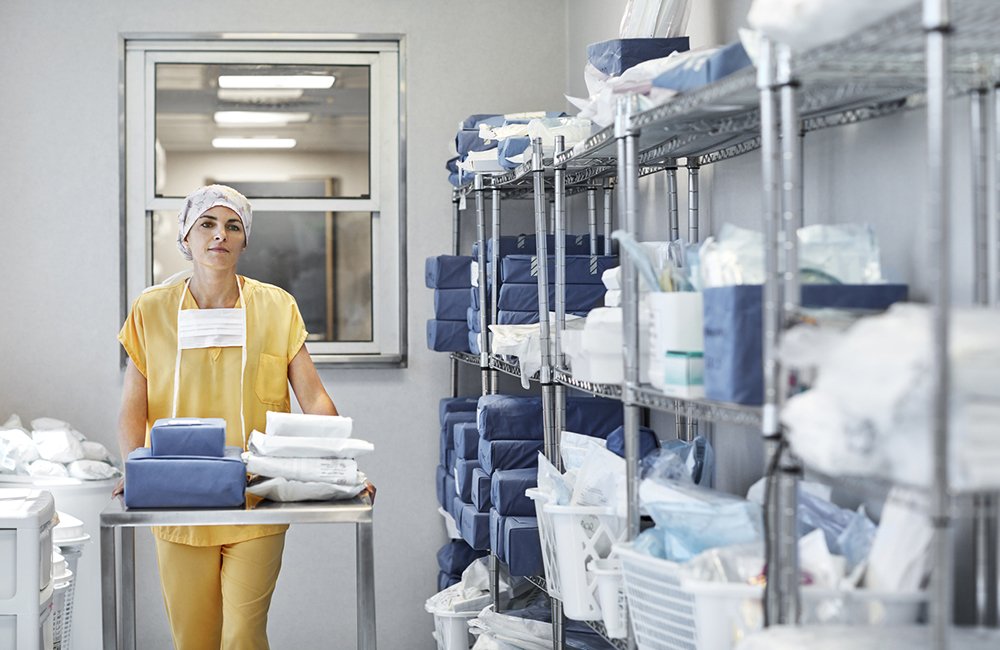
434;288;473;321
498;282;606;313
425;255;473;289
491;468;537;517
501;255;617;285
460;503;490;551
124;446;246;508
651;41;752;93
454;422;481;460
472;467;492;512
149;418;226;458
427;319;470;352
476;394;623;442
440;397;479;427
586;37;690;76
437;539;486;575
455;457;481;502
504;516;542;577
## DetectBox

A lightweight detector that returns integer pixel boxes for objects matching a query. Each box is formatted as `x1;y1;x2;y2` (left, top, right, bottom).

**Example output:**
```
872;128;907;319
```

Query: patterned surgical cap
176;185;253;261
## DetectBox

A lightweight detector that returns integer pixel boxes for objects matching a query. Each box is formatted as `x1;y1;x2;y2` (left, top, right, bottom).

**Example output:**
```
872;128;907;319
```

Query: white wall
0;1;567;648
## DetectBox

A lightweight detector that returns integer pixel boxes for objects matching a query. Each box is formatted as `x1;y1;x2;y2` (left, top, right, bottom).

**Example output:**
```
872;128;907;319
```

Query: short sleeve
287;298;308;362
118;297;148;377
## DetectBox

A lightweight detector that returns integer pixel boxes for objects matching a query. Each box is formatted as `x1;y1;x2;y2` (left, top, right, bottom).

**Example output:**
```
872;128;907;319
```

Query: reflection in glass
154;63;370;198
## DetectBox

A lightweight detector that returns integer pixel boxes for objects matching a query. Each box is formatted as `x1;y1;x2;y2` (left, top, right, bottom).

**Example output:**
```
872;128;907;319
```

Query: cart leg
101;524;117;650
121;527;136;650
357;521;377;650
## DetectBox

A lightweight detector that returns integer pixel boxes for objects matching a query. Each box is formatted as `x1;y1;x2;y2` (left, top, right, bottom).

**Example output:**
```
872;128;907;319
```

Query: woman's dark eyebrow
197;215;218;222
226;218;241;225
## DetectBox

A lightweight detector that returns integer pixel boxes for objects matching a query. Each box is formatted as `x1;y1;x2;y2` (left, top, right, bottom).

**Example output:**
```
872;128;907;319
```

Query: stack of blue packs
437;398;478;519
426;255;474;352
448;113;567;186
125;418;246;508
436;539;487;590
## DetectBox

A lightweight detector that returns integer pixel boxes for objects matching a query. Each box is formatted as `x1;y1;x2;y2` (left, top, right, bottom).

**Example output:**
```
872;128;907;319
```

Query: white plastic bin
429;608;477;650
589;558;627;639
0;489;56;650
526;488;627;621
616;542;927;650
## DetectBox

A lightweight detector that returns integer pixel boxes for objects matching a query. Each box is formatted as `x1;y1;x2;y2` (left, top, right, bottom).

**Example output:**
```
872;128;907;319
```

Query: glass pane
152;209;373;343
154;63;370;198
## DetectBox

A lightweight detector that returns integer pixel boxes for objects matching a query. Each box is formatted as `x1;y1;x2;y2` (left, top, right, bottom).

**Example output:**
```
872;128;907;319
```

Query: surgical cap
176;185;253;261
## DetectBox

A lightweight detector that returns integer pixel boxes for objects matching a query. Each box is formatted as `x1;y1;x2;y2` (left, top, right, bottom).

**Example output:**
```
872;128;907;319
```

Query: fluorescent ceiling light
218;75;335;89
212;137;297;149
213;111;311;126
217;88;304;101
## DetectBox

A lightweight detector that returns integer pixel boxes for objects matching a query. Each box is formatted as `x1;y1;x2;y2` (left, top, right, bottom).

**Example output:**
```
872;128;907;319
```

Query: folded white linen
248;430;373;459
247;475;367;502
242;452;358;484
265;412;353;438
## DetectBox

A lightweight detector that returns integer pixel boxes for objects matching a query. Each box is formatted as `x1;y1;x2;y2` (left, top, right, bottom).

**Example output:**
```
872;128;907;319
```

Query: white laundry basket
429;608;477;650
615;542;927;650
526;488;627;622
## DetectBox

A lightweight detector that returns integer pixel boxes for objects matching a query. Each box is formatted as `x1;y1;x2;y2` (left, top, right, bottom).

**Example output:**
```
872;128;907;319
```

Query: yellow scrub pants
154;532;286;650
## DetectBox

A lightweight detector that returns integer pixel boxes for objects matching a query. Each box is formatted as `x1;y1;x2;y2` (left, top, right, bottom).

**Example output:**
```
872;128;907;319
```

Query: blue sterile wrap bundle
450;494;464;525
426;319;470;352
440;397;478;425
491;468;537;517
149;418;226;458
662;436;716;488
438;571;461;591
472;234;607;260
443;410;476;437
455;458;480;502
446;156;472;188
437;539;487;575
125;447;246;508
606;425;660;461
501;255;618;285
490;508;505;561
460;503;490;551
497;310;590;326
434;288;473;321
651;41;752;93
479;438;545;474
469;330;486;355
454;422;480;460
702;284;908;404
436;464;449;508
504;517;542;577
445;474;458;513
498;283;606;313
467;307;481;333
425;255;473;289
587;36;690;76
472;467;492;512
476;394;624;442
498;136;531;169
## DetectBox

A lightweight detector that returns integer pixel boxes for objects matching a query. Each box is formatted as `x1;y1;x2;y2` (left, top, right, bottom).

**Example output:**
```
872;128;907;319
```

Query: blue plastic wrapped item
491;468;537;517
479;438;545;474
477;394;623;442
149;418;226;458
798;490;876;570
661;436;716;487
498;136;531;169
587;37;691;76
427;319;470;352
440;397;479;427
640;480;763;562
472;234;607;260
651;41;753;92
490;508;505;561
438;571;461;591
124;446;246;508
702;284;908;404
455;457;481;502
460;503;490;551
425;255;473;289
504;516;543;577
437;539;487;575
472;467;492;512
498;282;606;313
606;425;659;461
434;288;473;321
454;422;480;460
497;309;591;325
501;255;618;285
436;464;449;508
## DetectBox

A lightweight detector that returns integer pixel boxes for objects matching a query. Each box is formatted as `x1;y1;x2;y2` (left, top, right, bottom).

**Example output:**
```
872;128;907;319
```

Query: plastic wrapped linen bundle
244;412;372;502
0;413;121;480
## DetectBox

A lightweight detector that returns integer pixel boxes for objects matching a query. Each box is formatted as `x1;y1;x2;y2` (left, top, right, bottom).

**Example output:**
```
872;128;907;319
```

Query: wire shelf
627;384;763;428
555;370;623;400
525;574;547;592
490;355;539;382
555;126;616;167
450;351;483;367
583;619;629;650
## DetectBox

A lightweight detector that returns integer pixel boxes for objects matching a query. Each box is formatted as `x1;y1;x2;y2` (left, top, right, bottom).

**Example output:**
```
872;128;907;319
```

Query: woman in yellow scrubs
113;185;364;650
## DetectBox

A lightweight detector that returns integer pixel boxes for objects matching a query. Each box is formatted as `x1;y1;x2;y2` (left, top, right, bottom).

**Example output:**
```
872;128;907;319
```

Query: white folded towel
265;412;353;438
248;430;373;459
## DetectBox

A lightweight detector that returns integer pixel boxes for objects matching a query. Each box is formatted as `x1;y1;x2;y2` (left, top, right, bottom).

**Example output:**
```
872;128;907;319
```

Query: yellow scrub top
118;276;307;546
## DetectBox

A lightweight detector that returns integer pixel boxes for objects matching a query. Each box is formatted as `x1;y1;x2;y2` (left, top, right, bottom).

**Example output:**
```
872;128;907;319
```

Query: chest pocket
255;353;289;407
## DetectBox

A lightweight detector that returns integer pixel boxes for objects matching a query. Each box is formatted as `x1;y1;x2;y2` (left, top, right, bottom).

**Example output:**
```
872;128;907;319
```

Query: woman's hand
362;481;376;504
112;477;125;497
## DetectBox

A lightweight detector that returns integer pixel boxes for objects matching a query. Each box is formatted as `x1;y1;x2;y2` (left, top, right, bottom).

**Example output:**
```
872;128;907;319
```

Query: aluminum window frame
122;35;406;366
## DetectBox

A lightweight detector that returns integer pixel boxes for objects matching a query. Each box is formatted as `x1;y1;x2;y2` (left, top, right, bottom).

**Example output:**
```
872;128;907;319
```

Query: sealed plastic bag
242;452;359;484
265;412;353;438
620;0;692;38
798;224;883;284
32;429;85;464
246;474;366;502
82;440;114;463
560;431;605;472
28;459;70;478
537;452;575;507
67;459;121;480
247;430;373;458
0;428;39;473
571;442;627;517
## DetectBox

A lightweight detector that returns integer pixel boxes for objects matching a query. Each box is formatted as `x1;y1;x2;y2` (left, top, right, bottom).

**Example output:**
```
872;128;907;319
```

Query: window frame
121;34;406;366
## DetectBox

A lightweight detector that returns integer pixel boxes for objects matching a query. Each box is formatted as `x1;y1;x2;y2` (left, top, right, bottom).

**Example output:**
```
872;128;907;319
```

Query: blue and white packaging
651;41;752;93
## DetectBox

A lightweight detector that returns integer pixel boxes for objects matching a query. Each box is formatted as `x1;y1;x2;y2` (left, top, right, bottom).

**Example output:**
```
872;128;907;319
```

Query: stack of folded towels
426;255;475;353
455;394;624;577
243;412;373;502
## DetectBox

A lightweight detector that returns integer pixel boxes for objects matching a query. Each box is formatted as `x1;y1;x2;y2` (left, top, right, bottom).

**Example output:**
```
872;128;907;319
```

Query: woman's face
185;205;247;271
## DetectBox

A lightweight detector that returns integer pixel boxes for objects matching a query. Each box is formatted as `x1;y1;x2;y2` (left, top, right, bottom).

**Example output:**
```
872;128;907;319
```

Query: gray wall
0;1;567;648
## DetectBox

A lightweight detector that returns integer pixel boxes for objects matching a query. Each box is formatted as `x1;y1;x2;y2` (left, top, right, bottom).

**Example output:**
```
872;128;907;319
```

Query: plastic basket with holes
525;488;628;621
615;541;928;650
